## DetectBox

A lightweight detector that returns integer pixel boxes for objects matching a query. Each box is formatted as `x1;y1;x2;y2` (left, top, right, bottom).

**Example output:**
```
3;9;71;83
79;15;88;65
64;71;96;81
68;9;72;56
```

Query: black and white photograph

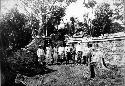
0;0;125;86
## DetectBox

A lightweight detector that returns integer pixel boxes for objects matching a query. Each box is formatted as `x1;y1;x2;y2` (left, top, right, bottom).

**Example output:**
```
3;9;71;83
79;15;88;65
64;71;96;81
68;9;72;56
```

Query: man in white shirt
90;48;103;79
58;46;65;63
58;47;65;56
82;45;91;65
45;46;52;65
37;46;45;65
75;43;82;63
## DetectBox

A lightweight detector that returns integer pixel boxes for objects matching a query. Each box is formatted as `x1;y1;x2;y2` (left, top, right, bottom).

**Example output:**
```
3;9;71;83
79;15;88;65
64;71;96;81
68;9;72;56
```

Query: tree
111;22;124;33
19;0;67;36
44;7;65;36
70;17;75;36
0;8;44;78
111;0;124;24
0;8;39;51
91;3;113;37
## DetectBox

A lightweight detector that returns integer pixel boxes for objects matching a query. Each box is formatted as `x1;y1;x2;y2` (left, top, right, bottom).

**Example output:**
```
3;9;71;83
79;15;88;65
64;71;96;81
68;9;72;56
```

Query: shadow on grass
1;61;57;86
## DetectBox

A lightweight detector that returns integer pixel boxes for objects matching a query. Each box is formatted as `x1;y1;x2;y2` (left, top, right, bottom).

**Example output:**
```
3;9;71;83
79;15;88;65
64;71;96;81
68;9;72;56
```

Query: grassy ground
15;64;125;86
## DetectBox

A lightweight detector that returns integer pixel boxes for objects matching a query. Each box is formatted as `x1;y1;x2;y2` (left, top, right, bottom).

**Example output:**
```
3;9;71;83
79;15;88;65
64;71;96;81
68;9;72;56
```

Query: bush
4;49;44;76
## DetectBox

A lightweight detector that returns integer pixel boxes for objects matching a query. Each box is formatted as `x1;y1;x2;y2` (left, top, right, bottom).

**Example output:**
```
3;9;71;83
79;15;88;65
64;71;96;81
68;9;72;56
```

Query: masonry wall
96;39;125;67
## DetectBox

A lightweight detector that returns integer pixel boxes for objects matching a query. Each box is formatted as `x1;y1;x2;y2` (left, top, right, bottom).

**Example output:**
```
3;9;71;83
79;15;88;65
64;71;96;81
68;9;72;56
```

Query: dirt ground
15;64;125;86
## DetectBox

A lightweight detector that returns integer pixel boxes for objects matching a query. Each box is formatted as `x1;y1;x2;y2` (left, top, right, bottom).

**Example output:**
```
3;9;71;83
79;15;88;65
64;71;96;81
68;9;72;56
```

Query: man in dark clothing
66;49;72;64
82;56;87;64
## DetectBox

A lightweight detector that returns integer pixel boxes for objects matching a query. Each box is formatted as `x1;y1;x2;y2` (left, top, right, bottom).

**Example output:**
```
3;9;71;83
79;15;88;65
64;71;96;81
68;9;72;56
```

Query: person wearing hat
37;45;45;65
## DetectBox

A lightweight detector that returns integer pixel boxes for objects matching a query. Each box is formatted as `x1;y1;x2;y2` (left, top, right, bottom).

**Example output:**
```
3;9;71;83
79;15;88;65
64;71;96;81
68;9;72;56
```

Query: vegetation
0;8;39;51
0;8;41;77
0;0;124;78
91;3;113;37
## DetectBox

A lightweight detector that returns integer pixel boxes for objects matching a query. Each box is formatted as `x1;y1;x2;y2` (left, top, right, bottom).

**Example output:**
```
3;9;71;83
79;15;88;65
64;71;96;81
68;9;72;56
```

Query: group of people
37;43;104;79
37;45;75;65
37;45;87;65
37;43;103;65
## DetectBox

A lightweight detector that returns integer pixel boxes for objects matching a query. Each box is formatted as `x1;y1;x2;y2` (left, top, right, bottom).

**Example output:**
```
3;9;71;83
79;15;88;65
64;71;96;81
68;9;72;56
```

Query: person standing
65;47;70;64
58;46;64;64
77;51;83;63
46;46;53;65
45;47;50;65
76;43;86;64
85;43;94;79
72;44;76;63
49;46;53;64
53;46;58;64
37;45;45;65
89;46;103;79
66;48;72;64
86;43;92;66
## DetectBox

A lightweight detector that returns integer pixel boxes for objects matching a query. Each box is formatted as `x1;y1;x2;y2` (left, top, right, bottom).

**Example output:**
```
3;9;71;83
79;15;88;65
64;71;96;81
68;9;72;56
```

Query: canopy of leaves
112;1;124;24
91;3;113;37
111;22;125;33
0;8;39;51
41;7;65;36
0;9;44;77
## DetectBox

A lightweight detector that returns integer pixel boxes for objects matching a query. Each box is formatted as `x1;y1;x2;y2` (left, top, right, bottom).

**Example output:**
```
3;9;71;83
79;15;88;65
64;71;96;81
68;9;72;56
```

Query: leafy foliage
7;50;37;65
112;1;124;24
42;7;65;36
0;9;42;77
0;8;39;51
4;49;46;76
91;3;113;37
111;22;125;33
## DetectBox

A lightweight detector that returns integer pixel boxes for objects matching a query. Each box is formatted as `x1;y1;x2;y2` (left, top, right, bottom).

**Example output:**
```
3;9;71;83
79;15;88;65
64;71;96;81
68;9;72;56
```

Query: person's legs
60;55;63;64
90;62;96;79
45;56;49;65
66;53;70;64
53;56;56;64
74;54;77;64
86;56;88;66
66;55;68;64
77;52;82;64
57;55;61;64
73;54;75;64
49;56;53;65
80;56;82;64
42;56;46;65
69;53;72;64
51;56;53;65
38;56;42;65
40;55;45;65
83;56;86;65
55;55;58;64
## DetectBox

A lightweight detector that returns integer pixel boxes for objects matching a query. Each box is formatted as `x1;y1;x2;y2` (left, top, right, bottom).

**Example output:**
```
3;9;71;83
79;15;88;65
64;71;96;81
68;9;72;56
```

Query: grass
15;64;125;86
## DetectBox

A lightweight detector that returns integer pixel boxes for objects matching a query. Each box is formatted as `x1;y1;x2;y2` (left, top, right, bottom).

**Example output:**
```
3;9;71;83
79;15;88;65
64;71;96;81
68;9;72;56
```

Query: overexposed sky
1;0;124;24
62;0;116;23
1;0;115;15
63;0;96;23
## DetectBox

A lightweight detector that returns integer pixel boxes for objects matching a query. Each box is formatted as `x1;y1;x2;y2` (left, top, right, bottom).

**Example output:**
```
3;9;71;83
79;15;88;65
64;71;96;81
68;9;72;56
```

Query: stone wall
96;39;125;67
68;34;125;67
